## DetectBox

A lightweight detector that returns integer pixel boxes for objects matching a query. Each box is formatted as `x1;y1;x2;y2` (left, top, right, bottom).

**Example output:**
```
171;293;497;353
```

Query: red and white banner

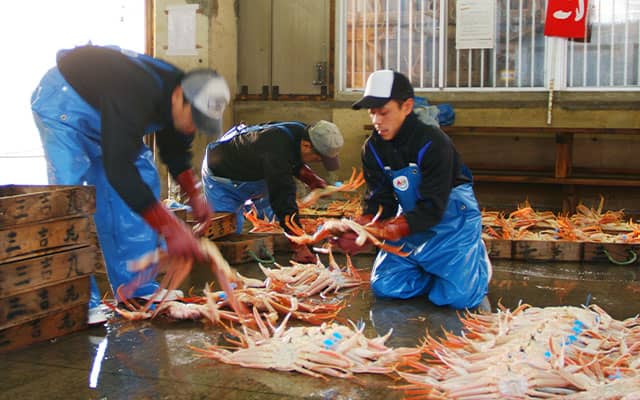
544;0;589;39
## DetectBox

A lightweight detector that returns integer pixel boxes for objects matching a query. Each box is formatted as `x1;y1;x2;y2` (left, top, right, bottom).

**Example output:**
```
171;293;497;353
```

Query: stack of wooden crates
0;185;100;353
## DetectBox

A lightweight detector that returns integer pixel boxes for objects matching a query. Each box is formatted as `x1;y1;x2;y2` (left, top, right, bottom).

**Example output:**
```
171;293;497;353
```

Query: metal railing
341;0;640;90
567;0;640;88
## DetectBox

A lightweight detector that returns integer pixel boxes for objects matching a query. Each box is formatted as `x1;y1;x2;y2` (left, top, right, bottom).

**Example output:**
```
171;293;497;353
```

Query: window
0;1;145;185
566;0;640;88
340;0;640;91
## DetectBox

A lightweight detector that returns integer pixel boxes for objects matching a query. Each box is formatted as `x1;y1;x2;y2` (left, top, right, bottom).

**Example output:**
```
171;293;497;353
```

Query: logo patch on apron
393;175;409;191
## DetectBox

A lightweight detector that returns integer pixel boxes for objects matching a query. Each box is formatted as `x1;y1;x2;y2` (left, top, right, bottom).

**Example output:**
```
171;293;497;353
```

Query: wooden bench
441;126;640;186
363;124;640;213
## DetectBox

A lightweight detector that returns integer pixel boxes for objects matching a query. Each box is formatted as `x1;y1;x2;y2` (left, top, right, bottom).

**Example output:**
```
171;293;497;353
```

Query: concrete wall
154;1;640;213
235;92;640;213
154;0;237;197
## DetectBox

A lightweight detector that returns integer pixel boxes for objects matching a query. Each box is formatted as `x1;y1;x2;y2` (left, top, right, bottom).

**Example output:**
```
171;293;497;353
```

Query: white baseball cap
352;70;414;110
181;69;230;136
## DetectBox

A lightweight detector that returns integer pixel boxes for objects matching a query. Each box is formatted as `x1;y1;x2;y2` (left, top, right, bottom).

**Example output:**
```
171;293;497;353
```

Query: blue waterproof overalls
367;141;491;309
202;122;303;233
31;47;176;307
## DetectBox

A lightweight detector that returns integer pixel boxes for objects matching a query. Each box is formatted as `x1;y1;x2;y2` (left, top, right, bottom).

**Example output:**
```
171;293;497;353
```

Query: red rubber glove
365;215;410;241
141;201;206;261
296;164;327;190
290;242;316;264
176;169;213;224
330;231;373;255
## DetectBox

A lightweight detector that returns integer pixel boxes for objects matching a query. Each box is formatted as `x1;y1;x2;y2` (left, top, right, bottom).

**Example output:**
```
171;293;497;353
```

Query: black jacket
205;122;308;229
361;113;471;233
57;45;193;213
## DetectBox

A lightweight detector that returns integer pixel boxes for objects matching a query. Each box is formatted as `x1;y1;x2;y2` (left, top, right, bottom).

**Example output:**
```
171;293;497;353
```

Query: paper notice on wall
166;4;199;56
456;0;496;49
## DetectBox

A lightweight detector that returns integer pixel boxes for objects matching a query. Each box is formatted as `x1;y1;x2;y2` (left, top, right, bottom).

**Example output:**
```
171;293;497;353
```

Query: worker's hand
296;164;327;190
290;242;316;264
141;201;206;261
176;169;213;233
330;231;373;255
365;215;410;242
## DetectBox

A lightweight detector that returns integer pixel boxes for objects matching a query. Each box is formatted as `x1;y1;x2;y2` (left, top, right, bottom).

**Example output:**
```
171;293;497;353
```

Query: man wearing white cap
202;120;344;263
333;69;491;310
31;45;230;323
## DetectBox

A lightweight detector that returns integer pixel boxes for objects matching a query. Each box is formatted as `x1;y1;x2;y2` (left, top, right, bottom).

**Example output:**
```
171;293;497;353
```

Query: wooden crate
512;240;583;262
0;303;87;354
215;234;274;264
298;210;343;219
169;207;189;222
0;216;92;261
0;185;97;352
0;184;95;228
483;238;512;259
272;233;292;253
0;275;90;330
201;212;237;241
0;245;99;298
87;216;106;275
583;242;640;265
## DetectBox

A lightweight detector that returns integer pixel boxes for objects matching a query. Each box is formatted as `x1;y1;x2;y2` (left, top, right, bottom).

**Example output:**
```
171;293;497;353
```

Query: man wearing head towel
31;45;230;324
334;69;491;310
202;120;344;263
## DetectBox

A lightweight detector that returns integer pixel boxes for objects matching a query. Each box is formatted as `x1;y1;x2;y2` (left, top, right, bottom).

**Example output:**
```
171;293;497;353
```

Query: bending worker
334;70;491;309
31;45;229;323
202;120;344;263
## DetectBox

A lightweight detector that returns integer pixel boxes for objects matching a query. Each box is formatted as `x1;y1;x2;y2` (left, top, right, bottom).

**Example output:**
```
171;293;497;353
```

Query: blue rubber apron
202;122;304;233
367;141;491;309
30;47;178;305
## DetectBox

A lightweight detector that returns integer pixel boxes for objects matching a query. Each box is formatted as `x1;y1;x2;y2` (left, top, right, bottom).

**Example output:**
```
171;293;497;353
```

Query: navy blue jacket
58;45;193;213
205;122;307;228
361;112;471;233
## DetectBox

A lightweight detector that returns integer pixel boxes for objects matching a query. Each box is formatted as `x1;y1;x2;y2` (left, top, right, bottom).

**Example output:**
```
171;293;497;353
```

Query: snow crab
120;238;253;324
105;283;245;325
296;167;365;208
242;205;283;233
259;248;366;298
232;287;344;325
284;209;411;257
191;312;420;380
394;303;640;399
243;204;323;234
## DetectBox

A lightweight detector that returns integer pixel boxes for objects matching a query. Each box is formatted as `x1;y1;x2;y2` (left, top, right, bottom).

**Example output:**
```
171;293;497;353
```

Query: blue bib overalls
30;47;177;306
367;141;491;309
201;122;303;233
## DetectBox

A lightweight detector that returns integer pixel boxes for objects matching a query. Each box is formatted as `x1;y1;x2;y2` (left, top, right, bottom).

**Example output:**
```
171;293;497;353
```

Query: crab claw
285;214;306;236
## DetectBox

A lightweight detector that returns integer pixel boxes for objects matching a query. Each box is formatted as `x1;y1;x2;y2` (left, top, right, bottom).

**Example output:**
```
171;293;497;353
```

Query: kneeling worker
202;120;344;263
334;70;491;309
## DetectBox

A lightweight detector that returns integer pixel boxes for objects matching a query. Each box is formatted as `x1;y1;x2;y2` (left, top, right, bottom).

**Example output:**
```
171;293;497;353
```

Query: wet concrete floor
1;252;639;400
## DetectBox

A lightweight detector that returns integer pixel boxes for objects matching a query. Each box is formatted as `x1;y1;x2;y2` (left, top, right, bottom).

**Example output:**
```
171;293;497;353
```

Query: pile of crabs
482;197;640;243
108;174;640;399
110;237;640;399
